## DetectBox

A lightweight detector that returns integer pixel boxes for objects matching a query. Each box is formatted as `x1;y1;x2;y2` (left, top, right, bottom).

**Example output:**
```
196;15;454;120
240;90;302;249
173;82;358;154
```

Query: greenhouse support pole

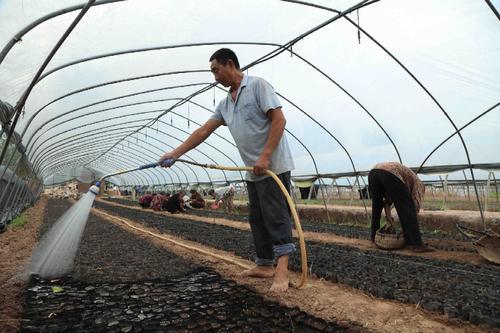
484;171;492;212
493;172;499;203
462;170;471;201
0;158;22;214
6;175;25;216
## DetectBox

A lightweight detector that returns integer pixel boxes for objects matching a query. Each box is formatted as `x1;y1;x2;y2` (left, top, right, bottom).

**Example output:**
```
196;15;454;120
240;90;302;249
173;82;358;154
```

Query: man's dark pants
246;171;294;265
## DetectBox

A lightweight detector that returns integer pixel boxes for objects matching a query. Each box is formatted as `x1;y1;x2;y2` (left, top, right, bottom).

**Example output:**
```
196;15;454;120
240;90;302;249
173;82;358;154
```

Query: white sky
0;0;499;185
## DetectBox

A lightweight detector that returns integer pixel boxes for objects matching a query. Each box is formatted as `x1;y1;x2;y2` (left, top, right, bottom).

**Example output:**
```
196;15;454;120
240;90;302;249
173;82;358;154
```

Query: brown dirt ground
1;197;498;333
91;207;499;333
0;197;48;333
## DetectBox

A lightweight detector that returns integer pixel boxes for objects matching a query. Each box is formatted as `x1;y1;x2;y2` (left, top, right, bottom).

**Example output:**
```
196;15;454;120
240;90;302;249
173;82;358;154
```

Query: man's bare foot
240;265;274;278
269;256;289;293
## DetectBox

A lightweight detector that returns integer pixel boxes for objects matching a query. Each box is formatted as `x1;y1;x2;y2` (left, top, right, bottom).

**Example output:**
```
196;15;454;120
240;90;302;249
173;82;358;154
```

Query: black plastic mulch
103;197;472;249
95;200;500;328
22;199;358;332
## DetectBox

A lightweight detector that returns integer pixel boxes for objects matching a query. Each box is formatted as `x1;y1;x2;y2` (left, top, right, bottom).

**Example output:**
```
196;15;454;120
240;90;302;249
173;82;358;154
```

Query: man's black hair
209;48;240;69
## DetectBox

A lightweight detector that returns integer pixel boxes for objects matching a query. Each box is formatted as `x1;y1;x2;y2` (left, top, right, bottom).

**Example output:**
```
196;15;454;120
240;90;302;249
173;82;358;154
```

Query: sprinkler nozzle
89;182;100;195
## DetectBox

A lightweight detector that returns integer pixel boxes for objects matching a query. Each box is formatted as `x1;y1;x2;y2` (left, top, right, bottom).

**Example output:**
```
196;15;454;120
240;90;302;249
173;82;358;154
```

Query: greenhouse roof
0;0;499;187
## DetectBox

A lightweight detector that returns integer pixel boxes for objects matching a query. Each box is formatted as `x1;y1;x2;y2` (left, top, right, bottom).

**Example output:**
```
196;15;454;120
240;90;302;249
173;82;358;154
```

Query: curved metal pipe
41;150;154;183
26;83;212;156
42;150;156;185
30;118;150;168
38;131;210;186
0;0;97;168
0;0;124;64
31;116;226;184
417;103;500;173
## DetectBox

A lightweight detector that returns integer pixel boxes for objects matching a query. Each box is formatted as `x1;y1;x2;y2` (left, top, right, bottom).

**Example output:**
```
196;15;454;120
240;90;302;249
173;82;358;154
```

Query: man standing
159;48;295;292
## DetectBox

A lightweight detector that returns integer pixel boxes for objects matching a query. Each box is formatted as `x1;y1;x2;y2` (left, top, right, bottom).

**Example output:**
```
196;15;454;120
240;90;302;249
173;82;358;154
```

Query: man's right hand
159;152;176;168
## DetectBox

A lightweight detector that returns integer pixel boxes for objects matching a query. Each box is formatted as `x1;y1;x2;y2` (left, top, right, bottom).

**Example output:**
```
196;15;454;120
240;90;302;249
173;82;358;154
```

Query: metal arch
284;129;331;221
50;161;142;186
46;166;135;187
28;16;401;169
280;0;486;222
28;49;402;168
38;131;210;186
85;161;144;186
24;36;400;171
29;118;150;166
276;92;359;176
31;125;142;170
28;48;401;171
25;83;212;156
417;103;500;173
276;92;369;219
33;130;138;170
77;134;197;185
34;126;197;187
86;144;184;185
151;122;224;184
40;146;156;184
48;163;140;187
43;142;168;185
29;119;195;187
30;114;226;185
26;84;243;180
30;112;159;167
36;42;281;84
280;51;402;163
42;149;156;185
484;0;500;21
89;151;160;186
276;92;370;219
119;128;213;186
0;0;98;170
237;0;375;71
154;120;237;182
48;153;157;187
167;109;244;181
35;131;127;166
27;96;189;160
0;0;124;64
4;0;374;171
27;69;210;127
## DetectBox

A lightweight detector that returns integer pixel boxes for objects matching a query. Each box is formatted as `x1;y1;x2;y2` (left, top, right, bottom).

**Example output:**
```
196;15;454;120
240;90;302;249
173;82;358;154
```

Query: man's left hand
253;155;270;176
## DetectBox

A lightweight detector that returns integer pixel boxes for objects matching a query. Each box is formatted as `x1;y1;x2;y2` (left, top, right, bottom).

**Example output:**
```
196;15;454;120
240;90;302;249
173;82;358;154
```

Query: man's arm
253;108;286;176
159;118;223;165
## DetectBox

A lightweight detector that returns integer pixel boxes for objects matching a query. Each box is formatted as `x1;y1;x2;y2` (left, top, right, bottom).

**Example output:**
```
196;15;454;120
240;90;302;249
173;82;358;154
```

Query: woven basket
374;231;405;250
475;235;500;265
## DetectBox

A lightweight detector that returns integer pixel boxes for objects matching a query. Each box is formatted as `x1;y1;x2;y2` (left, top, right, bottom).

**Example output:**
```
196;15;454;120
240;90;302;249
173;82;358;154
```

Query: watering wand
90;158;308;289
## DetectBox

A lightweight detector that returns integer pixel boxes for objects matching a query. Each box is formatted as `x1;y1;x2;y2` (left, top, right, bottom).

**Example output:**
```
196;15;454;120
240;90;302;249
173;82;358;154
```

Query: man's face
210;59;231;87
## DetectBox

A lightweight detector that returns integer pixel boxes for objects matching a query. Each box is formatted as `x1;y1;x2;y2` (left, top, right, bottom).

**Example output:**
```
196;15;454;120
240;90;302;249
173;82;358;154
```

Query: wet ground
21;199;359;332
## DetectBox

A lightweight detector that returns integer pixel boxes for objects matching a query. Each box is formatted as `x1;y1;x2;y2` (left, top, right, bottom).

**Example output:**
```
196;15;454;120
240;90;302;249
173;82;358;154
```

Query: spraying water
30;185;100;278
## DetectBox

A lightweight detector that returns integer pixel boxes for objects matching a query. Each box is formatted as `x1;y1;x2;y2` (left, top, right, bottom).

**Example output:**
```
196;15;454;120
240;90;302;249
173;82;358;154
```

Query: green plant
11;214;28;228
